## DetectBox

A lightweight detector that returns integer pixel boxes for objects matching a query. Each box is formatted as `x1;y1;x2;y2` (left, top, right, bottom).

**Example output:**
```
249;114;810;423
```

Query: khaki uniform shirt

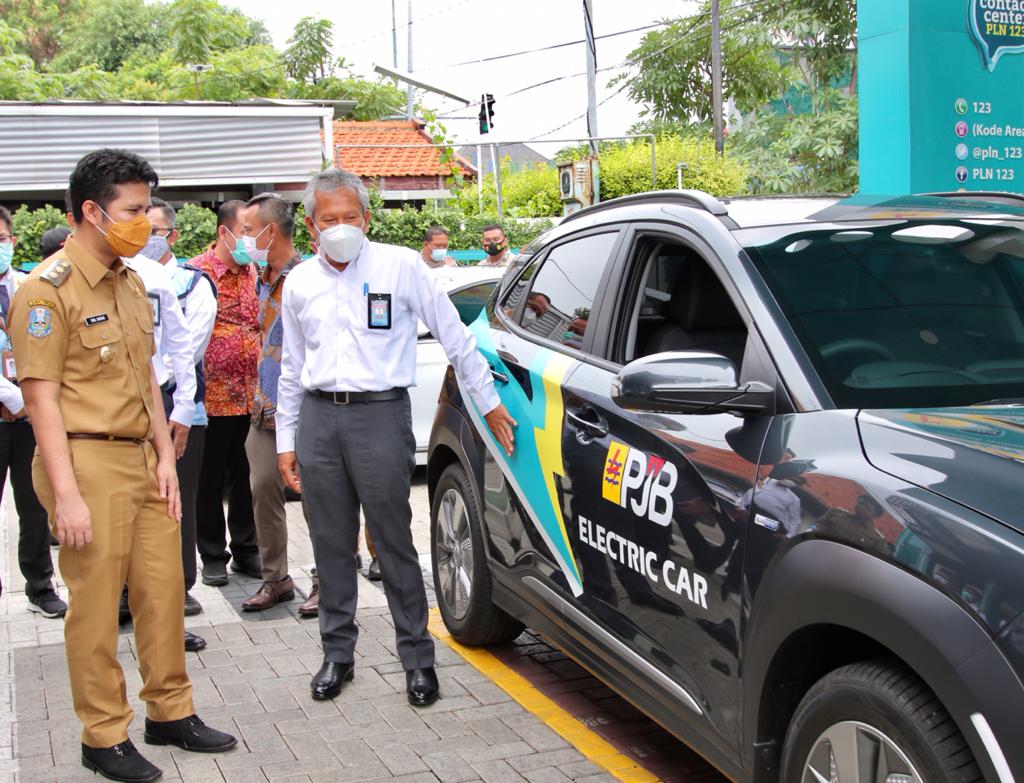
8;237;157;440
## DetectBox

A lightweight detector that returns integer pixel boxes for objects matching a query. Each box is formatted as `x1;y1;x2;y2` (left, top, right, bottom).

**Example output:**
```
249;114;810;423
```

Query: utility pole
583;0;598;156
391;0;399;69
406;0;415;119
711;0;724;155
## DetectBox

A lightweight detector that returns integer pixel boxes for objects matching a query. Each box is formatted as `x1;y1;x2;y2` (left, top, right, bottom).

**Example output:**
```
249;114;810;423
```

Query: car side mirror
611;352;774;416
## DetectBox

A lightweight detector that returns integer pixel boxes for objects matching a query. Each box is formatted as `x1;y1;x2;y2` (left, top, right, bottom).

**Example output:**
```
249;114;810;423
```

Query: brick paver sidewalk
0;476;617;783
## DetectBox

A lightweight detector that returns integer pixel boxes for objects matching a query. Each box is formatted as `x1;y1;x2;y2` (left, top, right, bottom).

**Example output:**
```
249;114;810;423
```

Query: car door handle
567;408;609;441
490;365;509;384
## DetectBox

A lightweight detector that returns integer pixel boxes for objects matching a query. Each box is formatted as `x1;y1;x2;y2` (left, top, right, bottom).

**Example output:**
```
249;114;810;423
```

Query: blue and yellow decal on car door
458;315;585;597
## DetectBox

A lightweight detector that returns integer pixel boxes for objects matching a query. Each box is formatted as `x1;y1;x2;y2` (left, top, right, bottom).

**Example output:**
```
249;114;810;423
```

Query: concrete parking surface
0;470;724;782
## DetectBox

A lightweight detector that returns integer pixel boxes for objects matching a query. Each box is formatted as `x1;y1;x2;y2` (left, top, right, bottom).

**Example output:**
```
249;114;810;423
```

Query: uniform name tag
367;293;392;329
84;314;109;326
1;351;15;380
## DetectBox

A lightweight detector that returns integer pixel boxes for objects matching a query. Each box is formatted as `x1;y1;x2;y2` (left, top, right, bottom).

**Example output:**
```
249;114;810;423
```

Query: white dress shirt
170;264;217;365
276;239;500;453
0;269;26;416
125;255;196;427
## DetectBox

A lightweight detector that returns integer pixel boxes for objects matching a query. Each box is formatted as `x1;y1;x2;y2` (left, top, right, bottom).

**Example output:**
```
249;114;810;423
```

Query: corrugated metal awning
0;103;335;192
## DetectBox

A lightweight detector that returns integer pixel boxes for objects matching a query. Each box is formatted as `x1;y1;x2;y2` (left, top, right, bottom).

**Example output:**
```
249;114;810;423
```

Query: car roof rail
560;189;729;224
921;191;1024;207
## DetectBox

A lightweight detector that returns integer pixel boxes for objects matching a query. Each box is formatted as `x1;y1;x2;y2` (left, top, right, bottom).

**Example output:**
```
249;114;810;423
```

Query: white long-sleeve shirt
0;269;25;416
169;264;217;365
276;240;500;453
125;255;196;427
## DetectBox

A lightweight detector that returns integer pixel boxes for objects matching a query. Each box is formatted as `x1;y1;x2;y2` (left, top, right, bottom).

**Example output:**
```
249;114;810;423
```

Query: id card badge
367;293;392;329
2;350;15;381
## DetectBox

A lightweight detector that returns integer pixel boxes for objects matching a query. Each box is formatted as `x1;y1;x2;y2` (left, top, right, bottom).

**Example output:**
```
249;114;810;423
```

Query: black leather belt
312;389;405;405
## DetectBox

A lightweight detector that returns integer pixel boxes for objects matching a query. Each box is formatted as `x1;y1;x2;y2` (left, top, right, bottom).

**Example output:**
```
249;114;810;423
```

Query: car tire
431;462;524;646
780;657;982;783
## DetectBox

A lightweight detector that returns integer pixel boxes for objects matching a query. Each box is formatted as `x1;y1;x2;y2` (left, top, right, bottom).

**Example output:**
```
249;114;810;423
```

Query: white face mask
430;247;448;262
317;221;365;264
240;224;271;264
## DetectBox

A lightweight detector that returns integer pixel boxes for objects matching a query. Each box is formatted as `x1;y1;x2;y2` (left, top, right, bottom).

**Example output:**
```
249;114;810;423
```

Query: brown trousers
33;439;194;747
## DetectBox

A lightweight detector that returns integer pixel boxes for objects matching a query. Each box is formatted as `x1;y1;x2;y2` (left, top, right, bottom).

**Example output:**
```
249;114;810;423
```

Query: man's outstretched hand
484;404;517;457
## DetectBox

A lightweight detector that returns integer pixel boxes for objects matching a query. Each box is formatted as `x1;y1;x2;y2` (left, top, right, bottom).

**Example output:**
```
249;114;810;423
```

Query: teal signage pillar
859;0;1024;194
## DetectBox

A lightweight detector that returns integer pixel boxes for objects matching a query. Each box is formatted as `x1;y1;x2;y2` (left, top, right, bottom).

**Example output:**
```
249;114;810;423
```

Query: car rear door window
449;281;497;326
503;231;619;351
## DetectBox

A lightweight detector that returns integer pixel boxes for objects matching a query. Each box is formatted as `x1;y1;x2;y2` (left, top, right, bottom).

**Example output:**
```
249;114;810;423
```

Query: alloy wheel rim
802;720;923;783
435;488;473;620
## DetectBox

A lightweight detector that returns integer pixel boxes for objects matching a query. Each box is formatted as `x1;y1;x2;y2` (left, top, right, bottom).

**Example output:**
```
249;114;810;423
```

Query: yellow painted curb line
428;608;659;782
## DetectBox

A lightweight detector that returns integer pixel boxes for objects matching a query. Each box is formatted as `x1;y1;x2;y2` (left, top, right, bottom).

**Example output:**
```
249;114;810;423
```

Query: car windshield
741;218;1024;409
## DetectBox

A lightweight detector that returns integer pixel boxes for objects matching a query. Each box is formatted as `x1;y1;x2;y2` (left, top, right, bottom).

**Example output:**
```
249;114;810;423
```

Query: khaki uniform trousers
33;439;194;747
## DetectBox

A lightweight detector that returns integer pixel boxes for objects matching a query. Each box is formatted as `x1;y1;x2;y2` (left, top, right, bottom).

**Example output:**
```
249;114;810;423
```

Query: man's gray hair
302;168;369;217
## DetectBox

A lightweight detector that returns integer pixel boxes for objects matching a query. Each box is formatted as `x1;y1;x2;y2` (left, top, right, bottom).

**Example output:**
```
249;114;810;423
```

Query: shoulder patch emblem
40;259;71;288
27;307;53;338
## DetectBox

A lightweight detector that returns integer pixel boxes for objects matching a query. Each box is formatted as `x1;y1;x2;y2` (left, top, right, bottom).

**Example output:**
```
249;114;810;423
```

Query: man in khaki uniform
10;149;236;783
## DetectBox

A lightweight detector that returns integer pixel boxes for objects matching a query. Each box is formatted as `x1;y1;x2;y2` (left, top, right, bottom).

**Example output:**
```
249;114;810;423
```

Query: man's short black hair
246;192;295;239
527;291;551;305
0;205;11;234
40;226;71;259
424;225;449;244
147;196;176;229
481;223;505;235
217;200;246;230
68;148;159;223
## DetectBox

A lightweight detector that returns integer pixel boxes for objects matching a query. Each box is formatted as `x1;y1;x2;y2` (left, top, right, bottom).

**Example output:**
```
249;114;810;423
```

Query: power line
335;0;478;50
415;21;670;72
526;3;763;142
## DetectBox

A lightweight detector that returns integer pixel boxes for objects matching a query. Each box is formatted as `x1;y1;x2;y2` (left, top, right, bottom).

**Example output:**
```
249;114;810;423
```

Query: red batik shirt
189;246;261;417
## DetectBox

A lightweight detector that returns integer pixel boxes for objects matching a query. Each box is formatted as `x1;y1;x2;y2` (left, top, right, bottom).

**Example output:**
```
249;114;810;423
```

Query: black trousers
178;425;205;590
195;414;258;564
0;421;55;598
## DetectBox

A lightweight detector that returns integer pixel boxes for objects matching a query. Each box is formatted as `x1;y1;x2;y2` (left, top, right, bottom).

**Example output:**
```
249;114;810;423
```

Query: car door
557;226;773;751
463;228;624;606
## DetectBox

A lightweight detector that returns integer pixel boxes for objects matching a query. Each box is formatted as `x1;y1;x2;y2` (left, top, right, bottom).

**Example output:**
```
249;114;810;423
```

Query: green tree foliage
617;0;792;124
0;3;403;118
731;91;858;193
11;204;66;267
51;0;166;73
457;161;562;218
174;203;217;259
285;17;334;83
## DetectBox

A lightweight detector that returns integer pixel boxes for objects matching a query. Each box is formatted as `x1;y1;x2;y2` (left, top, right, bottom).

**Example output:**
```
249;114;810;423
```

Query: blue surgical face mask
140;234;169;262
225;228;253;266
430;248;448;262
0;243;12;274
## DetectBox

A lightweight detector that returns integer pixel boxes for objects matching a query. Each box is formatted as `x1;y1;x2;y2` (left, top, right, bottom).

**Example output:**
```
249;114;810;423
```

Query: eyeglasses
0;235;13;244
150;228;173;237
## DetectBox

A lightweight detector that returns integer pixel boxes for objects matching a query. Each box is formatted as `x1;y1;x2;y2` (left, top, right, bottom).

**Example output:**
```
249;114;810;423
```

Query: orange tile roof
332;120;475;178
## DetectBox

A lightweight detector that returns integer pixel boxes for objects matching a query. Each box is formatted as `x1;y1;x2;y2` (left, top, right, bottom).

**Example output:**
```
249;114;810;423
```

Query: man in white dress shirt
141;200;217;620
276;168;516;706
0;205;67;617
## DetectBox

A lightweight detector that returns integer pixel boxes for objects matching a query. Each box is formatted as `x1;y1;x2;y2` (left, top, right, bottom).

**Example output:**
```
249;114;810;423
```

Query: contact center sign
858;0;1024;194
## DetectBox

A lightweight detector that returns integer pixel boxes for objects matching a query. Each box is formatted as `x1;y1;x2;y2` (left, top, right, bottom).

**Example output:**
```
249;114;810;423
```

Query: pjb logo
971;0;1024;71
602;440;677;526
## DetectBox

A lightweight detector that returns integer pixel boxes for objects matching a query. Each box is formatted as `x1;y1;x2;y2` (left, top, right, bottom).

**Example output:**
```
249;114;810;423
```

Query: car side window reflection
450;282;497;326
503;231;619;350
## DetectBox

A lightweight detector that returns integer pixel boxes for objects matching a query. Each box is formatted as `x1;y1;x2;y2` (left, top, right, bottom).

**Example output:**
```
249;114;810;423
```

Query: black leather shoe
406;667;439;707
81;739;161;782
184;631;207;653
367;558;382;581
311;661;354;701
144;714;237;753
229;554;262;579
183;592;203;616
201;561;228;587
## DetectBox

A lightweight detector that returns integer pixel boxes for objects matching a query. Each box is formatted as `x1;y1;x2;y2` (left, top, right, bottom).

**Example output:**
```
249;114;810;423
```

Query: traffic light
478;93;495;135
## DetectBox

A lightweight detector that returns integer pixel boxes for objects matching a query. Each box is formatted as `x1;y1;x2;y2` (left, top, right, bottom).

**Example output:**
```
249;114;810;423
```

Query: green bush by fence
11;205;66;266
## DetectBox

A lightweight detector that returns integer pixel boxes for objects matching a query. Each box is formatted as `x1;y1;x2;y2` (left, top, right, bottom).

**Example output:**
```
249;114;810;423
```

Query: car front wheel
431;462;524;646
781;658;982;783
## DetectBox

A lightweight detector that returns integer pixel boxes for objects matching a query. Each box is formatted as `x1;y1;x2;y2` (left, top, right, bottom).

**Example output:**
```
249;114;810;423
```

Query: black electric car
427;191;1024;783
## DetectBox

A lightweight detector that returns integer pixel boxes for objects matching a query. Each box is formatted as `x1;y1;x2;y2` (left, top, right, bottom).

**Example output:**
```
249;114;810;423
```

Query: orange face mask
94;206;152;258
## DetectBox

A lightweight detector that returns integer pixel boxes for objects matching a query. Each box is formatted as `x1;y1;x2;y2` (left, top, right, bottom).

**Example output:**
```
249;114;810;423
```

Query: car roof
554;190;1024;233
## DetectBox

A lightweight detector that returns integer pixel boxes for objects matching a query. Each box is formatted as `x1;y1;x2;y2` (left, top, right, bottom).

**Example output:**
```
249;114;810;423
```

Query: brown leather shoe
241;576;294;611
298;582;319;617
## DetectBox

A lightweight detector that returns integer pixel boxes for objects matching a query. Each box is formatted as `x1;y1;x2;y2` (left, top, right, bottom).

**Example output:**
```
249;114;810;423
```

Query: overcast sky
243;0;696;155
